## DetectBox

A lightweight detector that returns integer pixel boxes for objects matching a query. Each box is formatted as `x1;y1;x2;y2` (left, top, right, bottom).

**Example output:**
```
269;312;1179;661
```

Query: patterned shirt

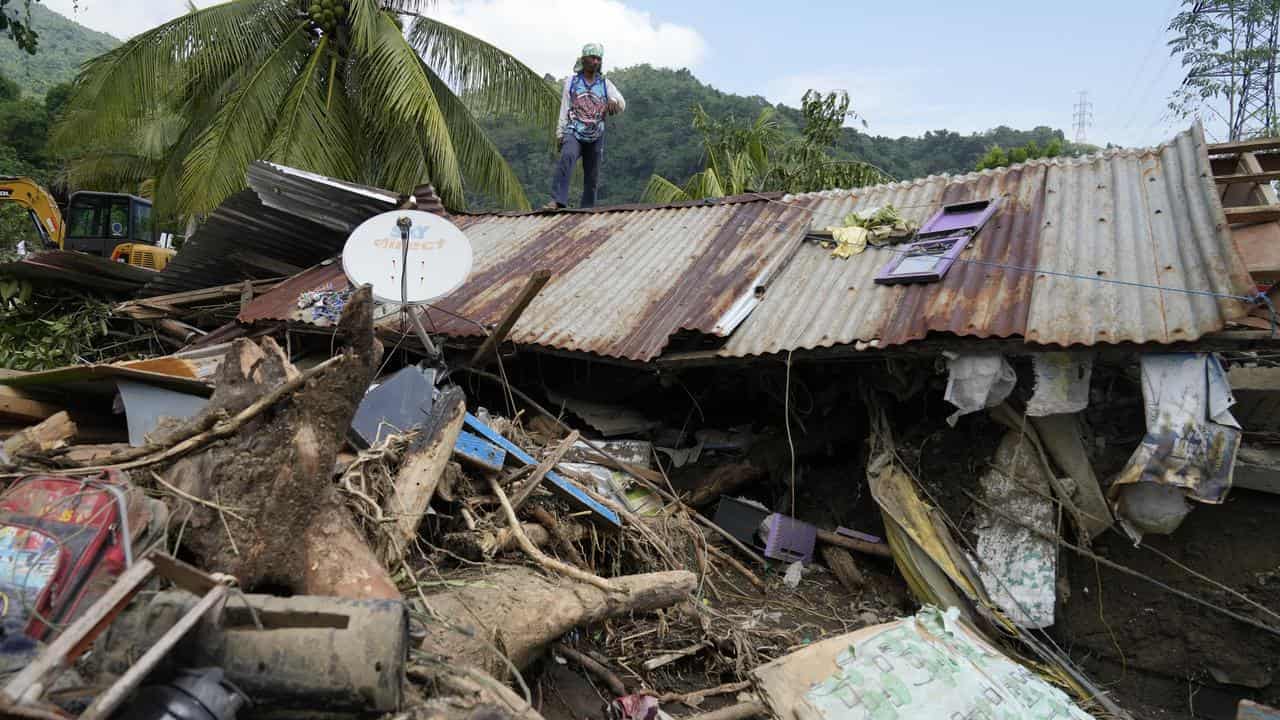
557;73;626;143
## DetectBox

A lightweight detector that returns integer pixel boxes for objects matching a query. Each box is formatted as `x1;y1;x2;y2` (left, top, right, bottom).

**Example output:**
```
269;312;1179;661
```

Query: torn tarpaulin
943;353;1015;426
1112;353;1241;535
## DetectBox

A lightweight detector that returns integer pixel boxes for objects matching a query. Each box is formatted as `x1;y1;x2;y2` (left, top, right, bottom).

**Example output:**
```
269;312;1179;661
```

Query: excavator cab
63;192;153;257
63;192;174;270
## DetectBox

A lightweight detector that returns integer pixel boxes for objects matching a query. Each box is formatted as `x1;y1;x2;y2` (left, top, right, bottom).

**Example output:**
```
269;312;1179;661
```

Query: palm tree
644;91;891;203
53;0;557;217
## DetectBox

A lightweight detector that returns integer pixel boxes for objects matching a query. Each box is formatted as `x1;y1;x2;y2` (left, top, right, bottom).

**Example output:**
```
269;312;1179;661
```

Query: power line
1073;90;1095;144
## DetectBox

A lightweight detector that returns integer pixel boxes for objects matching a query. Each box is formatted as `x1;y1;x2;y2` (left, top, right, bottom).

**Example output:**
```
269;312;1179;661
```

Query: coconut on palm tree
53;0;557;219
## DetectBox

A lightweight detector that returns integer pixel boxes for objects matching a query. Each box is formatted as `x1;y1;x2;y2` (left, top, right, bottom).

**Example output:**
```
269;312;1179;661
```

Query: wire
784;349;796;517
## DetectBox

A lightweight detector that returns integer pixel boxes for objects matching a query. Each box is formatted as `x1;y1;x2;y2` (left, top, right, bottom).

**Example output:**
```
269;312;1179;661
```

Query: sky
43;0;1193;148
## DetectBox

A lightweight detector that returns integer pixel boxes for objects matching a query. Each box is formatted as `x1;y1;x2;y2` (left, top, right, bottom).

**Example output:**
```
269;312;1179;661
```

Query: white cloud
432;0;708;77
42;0;186;40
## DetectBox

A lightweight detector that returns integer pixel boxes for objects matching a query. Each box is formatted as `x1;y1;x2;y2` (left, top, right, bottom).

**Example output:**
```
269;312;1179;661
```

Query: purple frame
874;233;970;285
919;197;1001;237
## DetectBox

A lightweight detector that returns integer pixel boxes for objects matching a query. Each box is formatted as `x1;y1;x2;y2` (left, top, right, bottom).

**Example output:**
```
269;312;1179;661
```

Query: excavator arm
0;177;64;249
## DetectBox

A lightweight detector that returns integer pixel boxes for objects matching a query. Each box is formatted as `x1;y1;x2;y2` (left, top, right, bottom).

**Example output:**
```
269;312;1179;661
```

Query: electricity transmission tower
1073;91;1094;143
1178;0;1280;140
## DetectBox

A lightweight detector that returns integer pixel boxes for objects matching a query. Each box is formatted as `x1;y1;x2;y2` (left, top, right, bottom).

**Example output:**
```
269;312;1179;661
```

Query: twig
680;701;766;720
554;643;627;696
488;475;619;593
706;543;765;591
644;680;752;705
458;367;766;566
214;488;240;557
149;470;248;523
509;430;580;512
30;355;348;478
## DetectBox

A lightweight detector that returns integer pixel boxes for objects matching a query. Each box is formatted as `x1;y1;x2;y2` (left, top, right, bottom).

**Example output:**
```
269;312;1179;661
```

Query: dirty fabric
821;205;916;258
1113;353;1241;509
1026;353;1093;416
943;353;1016;426
975;431;1058;628
753;606;1094;720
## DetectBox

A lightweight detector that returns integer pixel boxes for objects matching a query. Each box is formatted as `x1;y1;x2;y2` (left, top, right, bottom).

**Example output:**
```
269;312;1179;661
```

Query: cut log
4;411;76;460
685;461;766;508
161;286;395;598
0;386;63;424
815;529;892;558
385;387;466;565
418;566;695;677
820;545;865;592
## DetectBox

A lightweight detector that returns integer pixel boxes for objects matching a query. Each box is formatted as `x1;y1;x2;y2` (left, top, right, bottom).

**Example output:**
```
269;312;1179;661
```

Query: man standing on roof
547;43;625;210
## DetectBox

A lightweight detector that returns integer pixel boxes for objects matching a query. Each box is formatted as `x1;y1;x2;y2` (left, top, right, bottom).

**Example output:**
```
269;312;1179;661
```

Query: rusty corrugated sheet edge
453;191;787;217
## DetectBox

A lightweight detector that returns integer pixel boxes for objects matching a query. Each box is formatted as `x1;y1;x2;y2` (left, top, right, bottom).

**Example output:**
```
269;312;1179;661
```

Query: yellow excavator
0;177;175;270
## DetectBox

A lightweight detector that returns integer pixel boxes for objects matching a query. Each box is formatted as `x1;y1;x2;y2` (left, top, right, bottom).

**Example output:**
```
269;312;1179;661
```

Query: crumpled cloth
822;204;917;258
943;352;1016;426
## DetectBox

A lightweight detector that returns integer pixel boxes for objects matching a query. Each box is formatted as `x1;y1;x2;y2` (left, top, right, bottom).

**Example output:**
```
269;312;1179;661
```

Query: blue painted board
453;430;506;473
464;413;621;528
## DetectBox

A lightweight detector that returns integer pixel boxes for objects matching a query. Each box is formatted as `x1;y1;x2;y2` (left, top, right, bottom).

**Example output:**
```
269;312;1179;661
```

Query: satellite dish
342;210;473;305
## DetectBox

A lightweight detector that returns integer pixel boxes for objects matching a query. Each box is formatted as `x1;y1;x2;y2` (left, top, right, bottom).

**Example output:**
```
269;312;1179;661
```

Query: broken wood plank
1209;137;1280;155
1215;170;1280;185
453;430;506;473
469;270;551;367
80;584;229;720
815;529;892;558
385;387;466;564
464;412;620;528
509;430;579;512
1030;414;1113;537
1225;204;1280;224
2;558;157;706
0;387;63;424
3;411;76;461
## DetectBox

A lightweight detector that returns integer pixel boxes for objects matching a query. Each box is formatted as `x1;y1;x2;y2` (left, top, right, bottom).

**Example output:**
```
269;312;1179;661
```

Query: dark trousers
552;135;604;208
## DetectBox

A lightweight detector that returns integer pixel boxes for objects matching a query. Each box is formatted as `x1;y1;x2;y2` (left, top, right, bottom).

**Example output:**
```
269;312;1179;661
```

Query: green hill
0;3;118;97
477;65;1081;208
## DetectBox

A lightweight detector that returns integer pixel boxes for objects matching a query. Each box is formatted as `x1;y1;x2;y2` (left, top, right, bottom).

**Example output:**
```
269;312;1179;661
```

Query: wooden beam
0;387;64;424
1225;205;1280;224
1216;171;1280;184
468;270;551;367
1209;137;1280;155
80;584;229;720
2;558;156;706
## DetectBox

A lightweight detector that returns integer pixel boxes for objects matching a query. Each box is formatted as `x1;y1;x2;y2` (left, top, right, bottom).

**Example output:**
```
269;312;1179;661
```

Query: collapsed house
1;123;1279;719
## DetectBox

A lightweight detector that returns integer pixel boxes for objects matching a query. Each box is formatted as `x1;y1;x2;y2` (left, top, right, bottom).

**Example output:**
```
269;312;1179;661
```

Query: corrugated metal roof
419;199;813;361
715;123;1254;356
139;162;402;297
230;124;1256;360
0;251;156;293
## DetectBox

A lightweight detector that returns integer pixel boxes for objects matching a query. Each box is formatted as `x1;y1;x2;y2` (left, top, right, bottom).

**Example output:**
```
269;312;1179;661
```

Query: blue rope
1250;290;1279;338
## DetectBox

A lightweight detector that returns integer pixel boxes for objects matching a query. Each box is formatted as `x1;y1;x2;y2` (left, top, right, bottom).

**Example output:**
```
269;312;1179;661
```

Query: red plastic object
0;471;139;641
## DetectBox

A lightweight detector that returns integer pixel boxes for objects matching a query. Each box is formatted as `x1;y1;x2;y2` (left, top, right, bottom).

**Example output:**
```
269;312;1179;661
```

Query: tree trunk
160;286;394;598
418;566;695;676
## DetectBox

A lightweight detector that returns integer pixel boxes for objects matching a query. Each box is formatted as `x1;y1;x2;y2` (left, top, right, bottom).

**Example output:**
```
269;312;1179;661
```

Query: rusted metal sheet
140;162;400;298
718;123;1253;357
238;262;346;323
417;199;812;361
0;251;155;294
